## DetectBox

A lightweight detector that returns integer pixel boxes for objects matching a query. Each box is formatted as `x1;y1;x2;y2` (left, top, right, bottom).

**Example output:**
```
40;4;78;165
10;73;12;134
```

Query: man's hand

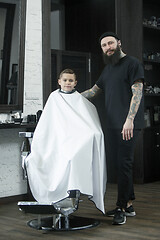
121;80;143;141
121;118;134;141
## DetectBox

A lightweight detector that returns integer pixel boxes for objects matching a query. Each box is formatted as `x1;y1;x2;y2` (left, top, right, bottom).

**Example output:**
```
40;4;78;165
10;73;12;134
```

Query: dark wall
65;0;91;52
65;0;115;53
89;0;115;54
116;0;143;61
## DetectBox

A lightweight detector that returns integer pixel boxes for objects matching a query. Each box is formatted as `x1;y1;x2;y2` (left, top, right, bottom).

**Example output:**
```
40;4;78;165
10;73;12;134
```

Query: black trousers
106;128;141;208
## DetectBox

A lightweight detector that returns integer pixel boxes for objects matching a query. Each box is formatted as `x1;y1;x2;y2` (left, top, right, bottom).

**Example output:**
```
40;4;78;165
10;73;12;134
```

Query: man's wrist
127;116;134;121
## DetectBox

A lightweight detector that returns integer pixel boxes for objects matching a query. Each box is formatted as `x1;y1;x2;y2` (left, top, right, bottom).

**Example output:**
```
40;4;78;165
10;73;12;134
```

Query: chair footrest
18;202;58;214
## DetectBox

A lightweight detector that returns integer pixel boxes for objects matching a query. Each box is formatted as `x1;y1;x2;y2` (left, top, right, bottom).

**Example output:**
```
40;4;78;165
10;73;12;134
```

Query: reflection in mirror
0;7;6;101
0;0;26;112
0;1;18;104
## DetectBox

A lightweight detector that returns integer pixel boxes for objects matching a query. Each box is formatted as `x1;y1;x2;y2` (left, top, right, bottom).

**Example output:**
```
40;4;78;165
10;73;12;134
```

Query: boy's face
58;73;77;92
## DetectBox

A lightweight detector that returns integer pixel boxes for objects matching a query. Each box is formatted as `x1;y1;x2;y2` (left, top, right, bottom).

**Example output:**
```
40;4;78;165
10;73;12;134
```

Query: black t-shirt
96;55;144;129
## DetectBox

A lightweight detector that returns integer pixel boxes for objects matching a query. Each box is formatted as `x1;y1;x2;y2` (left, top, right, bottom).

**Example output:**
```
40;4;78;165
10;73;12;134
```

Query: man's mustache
105;49;115;54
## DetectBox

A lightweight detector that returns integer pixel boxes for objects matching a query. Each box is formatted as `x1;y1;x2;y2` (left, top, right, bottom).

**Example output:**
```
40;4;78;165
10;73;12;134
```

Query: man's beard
103;45;121;65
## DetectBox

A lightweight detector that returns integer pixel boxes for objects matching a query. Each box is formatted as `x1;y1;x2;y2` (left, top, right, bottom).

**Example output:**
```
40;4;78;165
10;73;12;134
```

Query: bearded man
82;32;144;225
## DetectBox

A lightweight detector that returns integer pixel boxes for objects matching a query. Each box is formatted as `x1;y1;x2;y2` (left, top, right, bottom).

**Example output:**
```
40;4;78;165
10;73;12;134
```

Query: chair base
27;215;100;231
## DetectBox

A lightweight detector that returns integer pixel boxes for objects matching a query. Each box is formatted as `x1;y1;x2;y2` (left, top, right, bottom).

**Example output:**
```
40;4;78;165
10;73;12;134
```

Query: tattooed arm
122;81;143;140
81;84;102;99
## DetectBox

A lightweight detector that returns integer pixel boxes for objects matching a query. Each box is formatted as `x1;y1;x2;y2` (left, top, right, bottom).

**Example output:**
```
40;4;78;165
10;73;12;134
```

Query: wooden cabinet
142;0;160;182
133;0;160;183
143;127;160;182
143;0;160;122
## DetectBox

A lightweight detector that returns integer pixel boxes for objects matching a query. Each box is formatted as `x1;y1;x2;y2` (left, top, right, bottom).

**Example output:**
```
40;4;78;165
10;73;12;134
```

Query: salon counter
0;125;31;198
0;123;36;130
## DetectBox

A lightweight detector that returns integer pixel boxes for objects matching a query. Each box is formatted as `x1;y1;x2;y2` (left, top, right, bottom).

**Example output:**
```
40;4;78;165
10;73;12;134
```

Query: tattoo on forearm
81;89;96;99
81;85;101;99
127;82;143;120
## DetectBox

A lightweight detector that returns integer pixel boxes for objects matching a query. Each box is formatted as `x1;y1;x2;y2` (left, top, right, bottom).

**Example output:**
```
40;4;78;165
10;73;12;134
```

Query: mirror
0;0;26;113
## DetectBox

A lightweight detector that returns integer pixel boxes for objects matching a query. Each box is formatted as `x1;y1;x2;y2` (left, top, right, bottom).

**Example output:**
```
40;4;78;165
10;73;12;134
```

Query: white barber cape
25;89;107;213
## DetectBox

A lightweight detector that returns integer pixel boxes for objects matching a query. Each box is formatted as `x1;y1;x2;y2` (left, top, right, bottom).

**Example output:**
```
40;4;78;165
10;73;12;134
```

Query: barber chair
18;132;100;231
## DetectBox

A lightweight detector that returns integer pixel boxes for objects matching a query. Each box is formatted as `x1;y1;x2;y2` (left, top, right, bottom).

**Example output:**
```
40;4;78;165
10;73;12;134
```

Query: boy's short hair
59;69;76;80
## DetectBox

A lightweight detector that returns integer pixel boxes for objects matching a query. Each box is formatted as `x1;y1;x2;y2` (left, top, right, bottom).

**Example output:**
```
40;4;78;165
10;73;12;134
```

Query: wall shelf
144;93;160;97
144;59;160;64
143;24;160;31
